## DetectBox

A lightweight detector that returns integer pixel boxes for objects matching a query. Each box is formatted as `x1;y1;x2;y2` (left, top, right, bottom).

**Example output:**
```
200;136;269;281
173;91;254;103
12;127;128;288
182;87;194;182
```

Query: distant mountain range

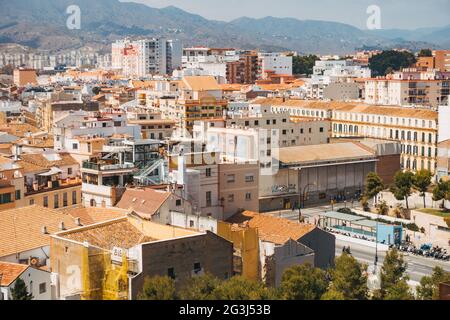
0;0;448;54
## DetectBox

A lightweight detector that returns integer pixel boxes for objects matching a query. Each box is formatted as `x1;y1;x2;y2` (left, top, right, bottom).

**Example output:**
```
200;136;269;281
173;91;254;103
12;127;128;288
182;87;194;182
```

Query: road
336;239;450;283
265;205;450;282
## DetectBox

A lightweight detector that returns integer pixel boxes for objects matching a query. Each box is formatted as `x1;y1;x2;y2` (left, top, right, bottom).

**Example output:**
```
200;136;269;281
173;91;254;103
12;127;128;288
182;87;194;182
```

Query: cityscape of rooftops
0;0;449;312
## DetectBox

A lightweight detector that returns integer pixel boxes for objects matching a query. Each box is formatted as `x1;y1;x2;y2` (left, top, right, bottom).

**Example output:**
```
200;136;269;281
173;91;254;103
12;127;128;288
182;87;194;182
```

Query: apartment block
254;98;438;173
112;38;182;77
13;68;37;87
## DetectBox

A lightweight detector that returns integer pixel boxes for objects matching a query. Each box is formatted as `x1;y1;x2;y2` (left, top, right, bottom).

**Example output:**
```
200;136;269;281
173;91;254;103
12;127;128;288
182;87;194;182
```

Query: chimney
59;222;66;231
41;226;48;235
74;217;82;226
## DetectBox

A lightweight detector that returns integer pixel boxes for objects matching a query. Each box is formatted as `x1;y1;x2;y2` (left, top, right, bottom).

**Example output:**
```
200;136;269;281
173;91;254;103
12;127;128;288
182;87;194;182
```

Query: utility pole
374;209;379;274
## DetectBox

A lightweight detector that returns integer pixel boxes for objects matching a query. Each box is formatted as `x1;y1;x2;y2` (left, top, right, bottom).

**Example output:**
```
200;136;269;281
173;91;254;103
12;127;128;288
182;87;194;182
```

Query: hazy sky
125;0;450;30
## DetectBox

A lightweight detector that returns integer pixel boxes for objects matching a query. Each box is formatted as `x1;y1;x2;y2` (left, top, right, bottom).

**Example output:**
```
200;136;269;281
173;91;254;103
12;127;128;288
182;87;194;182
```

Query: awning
38;167;62;176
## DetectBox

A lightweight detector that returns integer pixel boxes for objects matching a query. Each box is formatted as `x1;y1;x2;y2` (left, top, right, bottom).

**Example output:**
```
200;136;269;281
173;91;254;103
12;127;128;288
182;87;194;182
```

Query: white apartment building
53;110;141;155
364;75;450;108
259;52;293;76
181;47;239;82
305;60;371;100
112;38;182;77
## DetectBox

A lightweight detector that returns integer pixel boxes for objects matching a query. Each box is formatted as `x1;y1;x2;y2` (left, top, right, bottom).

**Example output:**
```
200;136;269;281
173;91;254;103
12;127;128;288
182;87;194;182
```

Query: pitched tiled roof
18;153;78;169
61;219;155;250
62;207;129;225
116;188;171;219
227;211;316;245
276;142;375;164
255;98;437;120
0;261;29;286
0;206;79;258
182;76;221;91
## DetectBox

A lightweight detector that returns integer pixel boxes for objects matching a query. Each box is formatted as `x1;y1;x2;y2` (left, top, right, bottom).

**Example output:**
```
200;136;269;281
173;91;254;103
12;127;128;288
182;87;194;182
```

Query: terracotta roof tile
62;207;129;225
227;211;316;245
116;188;172;219
255;98;437;120
0;205;79;258
61;219;155;250
0;261;29;286
19;153;78;169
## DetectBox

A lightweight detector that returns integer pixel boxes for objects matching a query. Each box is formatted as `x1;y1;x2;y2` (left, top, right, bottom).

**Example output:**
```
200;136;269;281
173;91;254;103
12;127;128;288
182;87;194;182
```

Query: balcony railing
82;161;135;171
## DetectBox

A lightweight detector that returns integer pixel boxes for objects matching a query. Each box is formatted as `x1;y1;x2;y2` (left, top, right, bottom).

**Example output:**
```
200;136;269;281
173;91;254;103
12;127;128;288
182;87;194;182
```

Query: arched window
90;199;97;207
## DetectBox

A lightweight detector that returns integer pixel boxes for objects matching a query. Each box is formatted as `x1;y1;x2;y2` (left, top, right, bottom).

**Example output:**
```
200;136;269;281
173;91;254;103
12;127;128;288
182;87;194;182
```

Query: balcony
82;161;135;172
25;177;82;196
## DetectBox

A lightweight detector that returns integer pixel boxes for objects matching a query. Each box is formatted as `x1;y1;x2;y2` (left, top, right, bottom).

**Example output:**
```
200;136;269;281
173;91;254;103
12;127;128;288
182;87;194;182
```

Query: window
72;143;78;150
15;190;21;200
228;194;234;202
168;268;176;279
206;191;212;207
54;194;59;209
245;175;254;183
254;120;259;126
176;199;182;206
193;262;202;273
68;168;72;175
320;127;324;133
29;199;35;205
245;193;252;201
189;220;194;228
227;174;235;183
39;283;47;294
63;193;68;207
43;196;48;208
72;191;77;205
206;168;212;177
0;193;12;204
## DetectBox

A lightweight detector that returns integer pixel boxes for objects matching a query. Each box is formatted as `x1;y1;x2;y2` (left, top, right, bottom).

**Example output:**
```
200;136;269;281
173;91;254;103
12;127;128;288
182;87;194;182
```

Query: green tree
212;276;275;300
365;172;384;205
138;276;177;300
280;264;329;300
432;179;450;210
376;248;411;300
292;55;320;75
413;170;432;208
321;289;345;300
10;278;33;300
376;200;389;216
416;266;450;300
326;253;368;300
369;50;417;76
384;280;415;300
418;49;432;57
179;274;221;300
390;170;414;209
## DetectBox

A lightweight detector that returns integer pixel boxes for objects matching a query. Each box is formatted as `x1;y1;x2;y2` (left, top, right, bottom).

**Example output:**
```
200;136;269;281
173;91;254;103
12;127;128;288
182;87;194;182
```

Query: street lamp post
374;203;380;275
299;183;315;223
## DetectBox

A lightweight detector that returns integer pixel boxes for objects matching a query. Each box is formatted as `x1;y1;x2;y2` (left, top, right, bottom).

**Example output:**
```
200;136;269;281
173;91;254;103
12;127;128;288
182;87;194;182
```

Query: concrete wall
260;239;315;287
130;232;233;299
219;163;259;220
298;228;336;269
